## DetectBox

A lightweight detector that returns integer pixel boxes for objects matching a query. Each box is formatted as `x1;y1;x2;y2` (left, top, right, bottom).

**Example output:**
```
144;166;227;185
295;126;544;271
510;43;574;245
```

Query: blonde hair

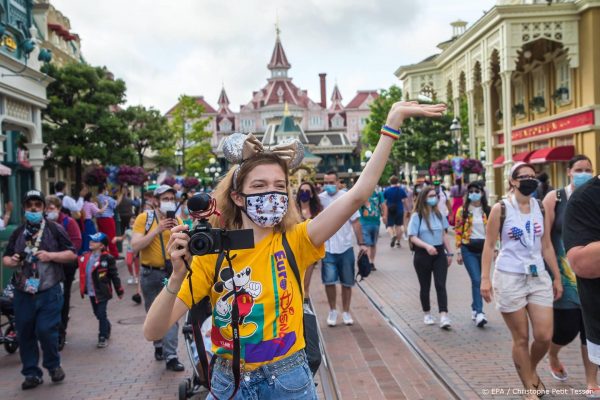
45;195;62;208
209;152;301;233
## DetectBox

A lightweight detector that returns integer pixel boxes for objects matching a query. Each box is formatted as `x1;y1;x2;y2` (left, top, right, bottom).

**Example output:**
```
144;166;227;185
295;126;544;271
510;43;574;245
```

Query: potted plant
529;96;546;112
430;159;453;177
495;109;503;122
512;103;525;118
552;86;569;103
461;158;484;175
83;166;108;187
183;177;200;190
162;176;177;187
117;165;148;186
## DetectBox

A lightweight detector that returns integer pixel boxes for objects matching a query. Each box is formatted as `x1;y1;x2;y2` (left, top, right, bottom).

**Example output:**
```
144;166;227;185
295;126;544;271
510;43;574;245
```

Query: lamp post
450;117;462;156
174;148;184;175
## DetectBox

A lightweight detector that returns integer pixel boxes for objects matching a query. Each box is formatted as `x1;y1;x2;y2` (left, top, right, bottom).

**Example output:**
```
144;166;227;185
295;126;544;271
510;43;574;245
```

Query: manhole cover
118;316;146;325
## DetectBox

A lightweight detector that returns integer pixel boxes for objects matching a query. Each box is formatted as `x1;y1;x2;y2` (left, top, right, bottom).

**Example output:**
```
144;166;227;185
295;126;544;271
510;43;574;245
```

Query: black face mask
517;179;538;196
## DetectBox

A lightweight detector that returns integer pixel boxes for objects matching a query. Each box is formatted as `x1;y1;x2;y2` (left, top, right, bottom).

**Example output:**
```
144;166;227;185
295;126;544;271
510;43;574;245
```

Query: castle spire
268;26;291;78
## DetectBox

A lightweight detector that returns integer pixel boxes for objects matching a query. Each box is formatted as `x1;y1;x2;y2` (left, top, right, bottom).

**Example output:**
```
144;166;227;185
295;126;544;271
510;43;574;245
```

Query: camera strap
186;249;241;400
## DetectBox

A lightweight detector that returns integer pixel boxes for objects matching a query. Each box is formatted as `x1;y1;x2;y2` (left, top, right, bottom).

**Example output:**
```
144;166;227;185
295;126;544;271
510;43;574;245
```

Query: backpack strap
144;210;155;235
282;233;302;298
499;200;506;235
536;198;545;217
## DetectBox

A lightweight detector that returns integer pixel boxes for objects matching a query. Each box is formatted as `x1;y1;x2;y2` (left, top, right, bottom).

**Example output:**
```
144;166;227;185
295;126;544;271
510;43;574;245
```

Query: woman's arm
541;227;563;301
308;102;446;247
481;203;502;303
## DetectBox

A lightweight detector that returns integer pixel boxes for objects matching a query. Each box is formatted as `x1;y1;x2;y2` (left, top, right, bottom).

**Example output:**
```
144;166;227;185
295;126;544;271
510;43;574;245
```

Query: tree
42;63;133;191
362;85;453;181
168;95;213;175
118;105;172;168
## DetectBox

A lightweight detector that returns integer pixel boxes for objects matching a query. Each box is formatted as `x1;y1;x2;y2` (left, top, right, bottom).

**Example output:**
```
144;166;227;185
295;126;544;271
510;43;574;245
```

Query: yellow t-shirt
177;219;324;369
132;211;182;268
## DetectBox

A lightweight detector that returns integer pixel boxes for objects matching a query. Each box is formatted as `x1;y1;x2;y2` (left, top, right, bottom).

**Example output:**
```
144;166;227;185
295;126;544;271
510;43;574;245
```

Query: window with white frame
513;78;525;107
359;117;368;129
219;119;232;132
556;59;571;101
331;114;344;128
532;68;546;98
310;115;322;128
241;119;255;131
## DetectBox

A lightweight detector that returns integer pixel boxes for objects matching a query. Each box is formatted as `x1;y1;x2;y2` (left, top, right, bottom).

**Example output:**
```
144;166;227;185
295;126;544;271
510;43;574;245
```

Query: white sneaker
440;315;452;330
475;313;488;328
471;310;477;321
342;312;354;326
127;277;134;285
134;277;139;284
423;314;435;325
327;310;338;327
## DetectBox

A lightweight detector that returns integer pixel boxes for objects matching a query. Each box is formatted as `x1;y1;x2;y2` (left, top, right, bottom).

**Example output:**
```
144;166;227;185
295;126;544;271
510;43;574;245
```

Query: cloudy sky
51;0;496;113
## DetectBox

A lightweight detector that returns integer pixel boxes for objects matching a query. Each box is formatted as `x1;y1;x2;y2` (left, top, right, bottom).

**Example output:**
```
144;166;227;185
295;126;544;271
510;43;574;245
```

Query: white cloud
51;0;496;113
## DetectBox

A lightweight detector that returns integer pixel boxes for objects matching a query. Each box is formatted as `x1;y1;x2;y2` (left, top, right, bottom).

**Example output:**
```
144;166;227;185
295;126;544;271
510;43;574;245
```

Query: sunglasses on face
515;175;537;181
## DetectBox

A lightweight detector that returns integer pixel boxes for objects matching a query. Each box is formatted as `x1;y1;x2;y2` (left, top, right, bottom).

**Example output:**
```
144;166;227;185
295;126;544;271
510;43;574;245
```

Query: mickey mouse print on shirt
507;220;543;247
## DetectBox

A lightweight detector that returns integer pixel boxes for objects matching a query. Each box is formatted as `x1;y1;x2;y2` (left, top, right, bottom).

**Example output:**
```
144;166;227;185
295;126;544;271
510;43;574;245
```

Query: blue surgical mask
426;197;438;207
25;211;43;224
324;184;337;196
468;192;482;202
573;172;593;188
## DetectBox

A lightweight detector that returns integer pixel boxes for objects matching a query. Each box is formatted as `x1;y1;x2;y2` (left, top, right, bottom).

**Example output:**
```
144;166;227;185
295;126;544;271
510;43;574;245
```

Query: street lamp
450;117;462;155
174;148;184;175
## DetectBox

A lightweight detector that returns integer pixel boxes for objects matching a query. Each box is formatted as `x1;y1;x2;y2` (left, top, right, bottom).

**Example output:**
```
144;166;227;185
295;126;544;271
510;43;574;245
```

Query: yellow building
396;0;600;200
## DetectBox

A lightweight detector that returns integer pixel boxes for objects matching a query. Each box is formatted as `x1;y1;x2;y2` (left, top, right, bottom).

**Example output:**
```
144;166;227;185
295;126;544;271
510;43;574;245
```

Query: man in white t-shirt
54;181;88;217
319;171;367;327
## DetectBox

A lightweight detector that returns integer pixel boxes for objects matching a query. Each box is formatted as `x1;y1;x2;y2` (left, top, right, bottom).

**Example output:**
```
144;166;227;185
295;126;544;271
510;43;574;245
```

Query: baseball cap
89;232;108;246
154;184;176;197
23;190;45;205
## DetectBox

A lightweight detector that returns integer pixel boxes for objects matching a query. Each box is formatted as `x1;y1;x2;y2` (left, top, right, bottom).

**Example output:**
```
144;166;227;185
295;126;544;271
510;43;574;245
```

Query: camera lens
189;232;213;256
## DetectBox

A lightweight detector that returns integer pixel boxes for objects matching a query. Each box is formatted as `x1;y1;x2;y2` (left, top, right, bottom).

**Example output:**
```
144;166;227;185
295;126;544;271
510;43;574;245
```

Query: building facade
396;0;600;199
166;30;378;180
0;0;51;221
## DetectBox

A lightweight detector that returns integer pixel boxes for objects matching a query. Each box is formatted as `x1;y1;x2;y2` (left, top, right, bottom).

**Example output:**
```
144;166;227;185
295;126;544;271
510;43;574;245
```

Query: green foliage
42;63;133;189
119;105;172;168
362;85;454;181
168;95;213;175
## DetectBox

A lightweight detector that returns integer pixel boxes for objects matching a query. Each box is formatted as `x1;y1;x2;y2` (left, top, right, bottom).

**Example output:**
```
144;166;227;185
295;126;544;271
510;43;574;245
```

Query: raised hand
385;101;447;130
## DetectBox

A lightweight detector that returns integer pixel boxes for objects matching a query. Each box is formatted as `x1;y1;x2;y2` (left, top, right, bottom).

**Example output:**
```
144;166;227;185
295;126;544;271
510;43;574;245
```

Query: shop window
531;68;547;112
513;78;526;119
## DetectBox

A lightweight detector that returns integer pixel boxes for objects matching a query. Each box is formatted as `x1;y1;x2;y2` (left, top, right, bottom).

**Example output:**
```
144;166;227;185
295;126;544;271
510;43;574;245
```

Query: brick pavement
0;261;203;400
348;226;591;400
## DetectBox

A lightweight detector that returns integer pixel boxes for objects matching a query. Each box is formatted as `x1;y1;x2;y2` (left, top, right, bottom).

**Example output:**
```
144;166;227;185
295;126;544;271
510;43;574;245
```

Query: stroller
0;284;18;354
179;298;212;400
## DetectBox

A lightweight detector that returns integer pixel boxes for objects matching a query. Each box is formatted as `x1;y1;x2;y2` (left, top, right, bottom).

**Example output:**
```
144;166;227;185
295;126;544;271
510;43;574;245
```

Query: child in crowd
78;232;124;348
113;218;142;304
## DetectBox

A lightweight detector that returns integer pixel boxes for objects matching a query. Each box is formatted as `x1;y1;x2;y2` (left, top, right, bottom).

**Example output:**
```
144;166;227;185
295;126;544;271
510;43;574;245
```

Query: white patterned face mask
241;191;289;227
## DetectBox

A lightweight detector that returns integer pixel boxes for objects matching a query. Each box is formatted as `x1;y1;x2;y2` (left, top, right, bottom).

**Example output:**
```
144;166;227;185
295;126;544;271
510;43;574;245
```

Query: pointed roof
268;31;291;70
345;90;379;110
217;86;233;116
329;84;344;112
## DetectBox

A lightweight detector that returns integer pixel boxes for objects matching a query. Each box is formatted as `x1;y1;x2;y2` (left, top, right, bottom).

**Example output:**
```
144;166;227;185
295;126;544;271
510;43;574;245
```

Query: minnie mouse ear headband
223;133;305;190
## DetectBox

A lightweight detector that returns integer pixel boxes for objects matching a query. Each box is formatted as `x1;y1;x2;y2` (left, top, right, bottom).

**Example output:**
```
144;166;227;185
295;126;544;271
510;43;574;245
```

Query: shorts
553;308;586;346
321;248;355;287
361;224;380;246
386;212;404;228
492;269;553;313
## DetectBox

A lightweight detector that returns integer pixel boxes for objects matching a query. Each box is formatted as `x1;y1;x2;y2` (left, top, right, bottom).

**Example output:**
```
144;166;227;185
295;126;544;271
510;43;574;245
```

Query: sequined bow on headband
223;132;305;170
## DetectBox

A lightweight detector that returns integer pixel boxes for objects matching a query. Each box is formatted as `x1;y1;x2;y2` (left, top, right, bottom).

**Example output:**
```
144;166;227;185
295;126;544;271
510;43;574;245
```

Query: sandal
587;387;600;399
549;362;568;381
532;376;546;398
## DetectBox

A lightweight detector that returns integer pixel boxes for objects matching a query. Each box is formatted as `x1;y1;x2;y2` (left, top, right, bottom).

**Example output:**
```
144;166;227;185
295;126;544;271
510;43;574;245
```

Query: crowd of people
2;101;599;400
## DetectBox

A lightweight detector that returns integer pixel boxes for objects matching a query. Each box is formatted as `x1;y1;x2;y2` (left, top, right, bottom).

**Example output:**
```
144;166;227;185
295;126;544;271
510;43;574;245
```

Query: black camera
186;193;254;256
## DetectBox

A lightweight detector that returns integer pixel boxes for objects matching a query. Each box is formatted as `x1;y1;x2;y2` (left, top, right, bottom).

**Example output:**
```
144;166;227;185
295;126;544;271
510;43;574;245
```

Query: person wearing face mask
454;182;491;328
319;170;367;327
131;184;185;371
481;162;563;399
542;155;599;396
142;102;447;398
295;181;323;303
408;186;453;329
45;196;82;350
2;190;77;390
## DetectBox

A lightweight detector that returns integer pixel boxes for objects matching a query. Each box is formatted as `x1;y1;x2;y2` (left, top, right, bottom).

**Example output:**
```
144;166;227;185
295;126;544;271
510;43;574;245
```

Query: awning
0;163;11;176
529;145;575;164
493;155;505;168
513;150;535;163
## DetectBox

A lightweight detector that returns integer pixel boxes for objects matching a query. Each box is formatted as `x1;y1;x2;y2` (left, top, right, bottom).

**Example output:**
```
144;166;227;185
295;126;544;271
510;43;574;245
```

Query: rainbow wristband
380;125;401;140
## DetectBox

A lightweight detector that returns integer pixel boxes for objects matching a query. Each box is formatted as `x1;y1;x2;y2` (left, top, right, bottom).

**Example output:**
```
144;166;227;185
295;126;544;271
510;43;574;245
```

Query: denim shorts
207;351;316;400
321;248;355;287
361;224;380;246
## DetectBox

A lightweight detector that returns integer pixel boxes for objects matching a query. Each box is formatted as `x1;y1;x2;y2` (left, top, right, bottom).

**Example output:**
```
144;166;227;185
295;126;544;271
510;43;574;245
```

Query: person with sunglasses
455;182;490;328
481;162;563;399
408;185;453;329
542;155;599;396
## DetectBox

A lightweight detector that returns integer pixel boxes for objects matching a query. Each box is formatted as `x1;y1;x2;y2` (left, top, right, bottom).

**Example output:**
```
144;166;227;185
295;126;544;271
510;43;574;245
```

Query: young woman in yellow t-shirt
143;101;446;399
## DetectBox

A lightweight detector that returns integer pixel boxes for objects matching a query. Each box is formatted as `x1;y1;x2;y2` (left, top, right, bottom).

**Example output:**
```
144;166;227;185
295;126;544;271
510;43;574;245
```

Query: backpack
499;198;545;235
